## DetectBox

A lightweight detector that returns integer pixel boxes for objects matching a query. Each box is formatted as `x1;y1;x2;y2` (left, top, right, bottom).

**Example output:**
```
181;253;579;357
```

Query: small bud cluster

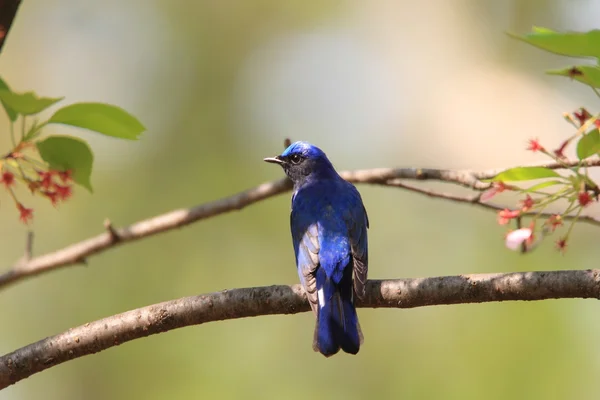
486;108;599;253
1;147;73;224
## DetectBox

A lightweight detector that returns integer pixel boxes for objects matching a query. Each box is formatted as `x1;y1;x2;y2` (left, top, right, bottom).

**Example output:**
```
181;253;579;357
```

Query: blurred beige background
1;0;600;399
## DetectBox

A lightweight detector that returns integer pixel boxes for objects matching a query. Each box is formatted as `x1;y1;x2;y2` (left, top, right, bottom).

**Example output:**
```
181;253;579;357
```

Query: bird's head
264;141;336;185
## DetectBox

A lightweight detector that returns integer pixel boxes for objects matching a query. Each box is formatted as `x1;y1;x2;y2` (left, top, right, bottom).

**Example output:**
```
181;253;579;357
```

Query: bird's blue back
265;141;368;356
290;171;368;356
291;179;365;284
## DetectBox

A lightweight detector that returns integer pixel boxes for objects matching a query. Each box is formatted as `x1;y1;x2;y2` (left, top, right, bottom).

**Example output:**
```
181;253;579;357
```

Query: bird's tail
313;267;362;357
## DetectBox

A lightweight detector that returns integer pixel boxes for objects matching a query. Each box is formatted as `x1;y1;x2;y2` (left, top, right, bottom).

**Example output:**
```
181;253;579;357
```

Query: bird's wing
347;196;369;300
292;220;320;315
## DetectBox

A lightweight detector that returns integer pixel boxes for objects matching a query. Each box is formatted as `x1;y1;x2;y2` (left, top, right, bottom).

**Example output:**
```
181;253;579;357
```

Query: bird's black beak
263;156;283;165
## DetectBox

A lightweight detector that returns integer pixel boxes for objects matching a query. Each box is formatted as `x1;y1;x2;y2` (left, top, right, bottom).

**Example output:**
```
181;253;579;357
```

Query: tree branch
2;158;600;290
383;180;600;226
1;270;599;389
0;0;21;54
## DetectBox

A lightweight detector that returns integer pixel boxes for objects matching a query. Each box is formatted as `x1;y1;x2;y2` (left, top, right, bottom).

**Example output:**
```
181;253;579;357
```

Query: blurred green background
1;0;600;399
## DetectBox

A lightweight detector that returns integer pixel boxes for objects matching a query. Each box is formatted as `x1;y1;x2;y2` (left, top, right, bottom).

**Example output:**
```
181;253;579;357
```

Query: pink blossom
505;228;533;251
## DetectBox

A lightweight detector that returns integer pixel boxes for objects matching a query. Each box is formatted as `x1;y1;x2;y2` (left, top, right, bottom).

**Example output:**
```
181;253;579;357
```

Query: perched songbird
264;141;369;356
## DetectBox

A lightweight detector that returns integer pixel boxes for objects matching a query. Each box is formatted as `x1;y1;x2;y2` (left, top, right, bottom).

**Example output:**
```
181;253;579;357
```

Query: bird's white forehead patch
318;288;325;308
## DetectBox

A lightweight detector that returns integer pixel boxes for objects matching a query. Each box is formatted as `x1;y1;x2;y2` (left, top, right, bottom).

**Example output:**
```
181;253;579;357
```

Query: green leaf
492;167;561;182
509;27;600;59
0;77;17;121
0;90;63;116
547;65;600;88
524;180;563;193
577;129;600;159
567;175;580;187
36;135;94;192
531;26;555;35
48;102;145;140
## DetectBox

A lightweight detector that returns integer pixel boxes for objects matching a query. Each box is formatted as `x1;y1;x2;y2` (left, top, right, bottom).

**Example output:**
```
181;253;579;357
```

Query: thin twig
23;231;32;261
103;218;121;243
1;159;600;290
1;270;599;389
381;180;600;226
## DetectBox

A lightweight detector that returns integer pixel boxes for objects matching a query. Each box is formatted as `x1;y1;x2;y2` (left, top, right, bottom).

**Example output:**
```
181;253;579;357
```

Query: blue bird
264;141;369;357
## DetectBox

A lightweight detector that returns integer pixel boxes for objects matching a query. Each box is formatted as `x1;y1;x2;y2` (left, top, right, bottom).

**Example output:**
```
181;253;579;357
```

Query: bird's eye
289;154;303;165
